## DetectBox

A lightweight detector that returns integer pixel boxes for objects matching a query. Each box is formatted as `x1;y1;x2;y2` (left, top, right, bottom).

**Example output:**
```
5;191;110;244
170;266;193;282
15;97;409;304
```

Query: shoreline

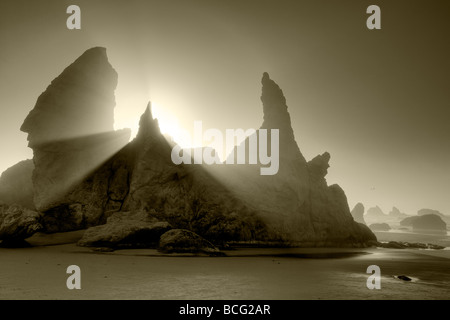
1;241;449;300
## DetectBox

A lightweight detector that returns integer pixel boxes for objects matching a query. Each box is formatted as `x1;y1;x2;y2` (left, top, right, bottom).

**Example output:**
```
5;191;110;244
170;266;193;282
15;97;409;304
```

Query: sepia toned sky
0;0;449;215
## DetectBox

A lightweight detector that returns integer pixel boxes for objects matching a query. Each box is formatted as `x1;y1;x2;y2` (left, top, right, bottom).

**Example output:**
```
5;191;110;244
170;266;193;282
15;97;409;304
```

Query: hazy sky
0;0;449;215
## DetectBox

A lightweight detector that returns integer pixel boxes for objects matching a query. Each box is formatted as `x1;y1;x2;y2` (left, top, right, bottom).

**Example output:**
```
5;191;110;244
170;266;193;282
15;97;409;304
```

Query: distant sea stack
400;214;447;234
351;203;366;225
364;206;388;225
418;209;446;218
389;207;408;218
14;47;375;247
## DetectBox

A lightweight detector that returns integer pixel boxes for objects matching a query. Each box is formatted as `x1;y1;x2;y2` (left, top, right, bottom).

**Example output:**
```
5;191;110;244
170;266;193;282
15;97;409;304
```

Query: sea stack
218;73;376;246
20;47;130;213
351;203;366;225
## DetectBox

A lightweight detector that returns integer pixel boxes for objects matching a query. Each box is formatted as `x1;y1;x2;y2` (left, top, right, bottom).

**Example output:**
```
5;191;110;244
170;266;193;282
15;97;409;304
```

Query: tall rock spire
260;72;304;162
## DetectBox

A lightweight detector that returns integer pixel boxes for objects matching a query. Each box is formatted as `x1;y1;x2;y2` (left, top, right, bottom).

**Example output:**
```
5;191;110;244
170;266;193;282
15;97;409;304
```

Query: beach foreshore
1;231;449;300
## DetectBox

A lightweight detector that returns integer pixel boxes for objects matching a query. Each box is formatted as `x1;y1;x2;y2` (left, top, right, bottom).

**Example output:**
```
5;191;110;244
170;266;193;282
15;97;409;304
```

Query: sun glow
150;102;193;148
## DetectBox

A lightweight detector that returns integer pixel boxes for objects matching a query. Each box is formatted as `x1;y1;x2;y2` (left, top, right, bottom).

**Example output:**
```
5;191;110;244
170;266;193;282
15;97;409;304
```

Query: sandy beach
0;231;449;300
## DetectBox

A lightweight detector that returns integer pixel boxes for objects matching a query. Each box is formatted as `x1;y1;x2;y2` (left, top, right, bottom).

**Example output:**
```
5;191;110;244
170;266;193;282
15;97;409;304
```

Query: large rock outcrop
210;73;376;246
77;211;172;248
18;48;375;247
120;104;270;243
20;47;131;231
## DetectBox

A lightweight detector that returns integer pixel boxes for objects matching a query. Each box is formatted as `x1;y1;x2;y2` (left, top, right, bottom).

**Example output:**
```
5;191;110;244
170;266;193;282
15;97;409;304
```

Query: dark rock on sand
158;229;220;254
0;203;42;241
77;211;172;248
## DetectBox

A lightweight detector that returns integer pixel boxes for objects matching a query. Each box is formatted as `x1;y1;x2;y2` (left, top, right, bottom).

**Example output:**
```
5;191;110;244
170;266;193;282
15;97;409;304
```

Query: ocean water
373;230;450;248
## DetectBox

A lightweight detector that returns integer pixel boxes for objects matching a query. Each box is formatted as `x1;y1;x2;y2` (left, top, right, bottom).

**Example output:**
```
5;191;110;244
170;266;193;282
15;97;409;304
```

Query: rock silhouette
399;214;447;234
389;207;408;218
212;72;375;245
20;47;131;214
14;47;376;247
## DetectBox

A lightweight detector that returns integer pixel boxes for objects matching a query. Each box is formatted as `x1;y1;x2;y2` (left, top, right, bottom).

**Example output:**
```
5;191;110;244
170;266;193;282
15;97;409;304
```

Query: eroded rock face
213;73;376;246
121;104;270;244
351;203;366;225
389;207;407;218
20;47;130;214
20;47;131;231
0;160;35;210
0;203;42;241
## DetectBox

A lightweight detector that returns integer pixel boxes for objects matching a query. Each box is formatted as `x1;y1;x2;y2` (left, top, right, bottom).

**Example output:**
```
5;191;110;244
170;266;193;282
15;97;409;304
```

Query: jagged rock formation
18;48;375;247
120;104;269;243
20;47;131;231
20;47;130;214
0;160;35;209
351;203;366;225
0;203;42;245
389;207;407;218
211;72;376;246
364;206;388;225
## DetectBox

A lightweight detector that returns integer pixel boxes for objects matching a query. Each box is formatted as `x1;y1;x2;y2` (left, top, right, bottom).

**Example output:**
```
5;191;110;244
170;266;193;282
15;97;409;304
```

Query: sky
0;0;449;215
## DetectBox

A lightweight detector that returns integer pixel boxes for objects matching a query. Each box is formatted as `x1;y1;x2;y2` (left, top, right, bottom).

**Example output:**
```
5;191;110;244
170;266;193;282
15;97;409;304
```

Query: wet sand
0;233;449;300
